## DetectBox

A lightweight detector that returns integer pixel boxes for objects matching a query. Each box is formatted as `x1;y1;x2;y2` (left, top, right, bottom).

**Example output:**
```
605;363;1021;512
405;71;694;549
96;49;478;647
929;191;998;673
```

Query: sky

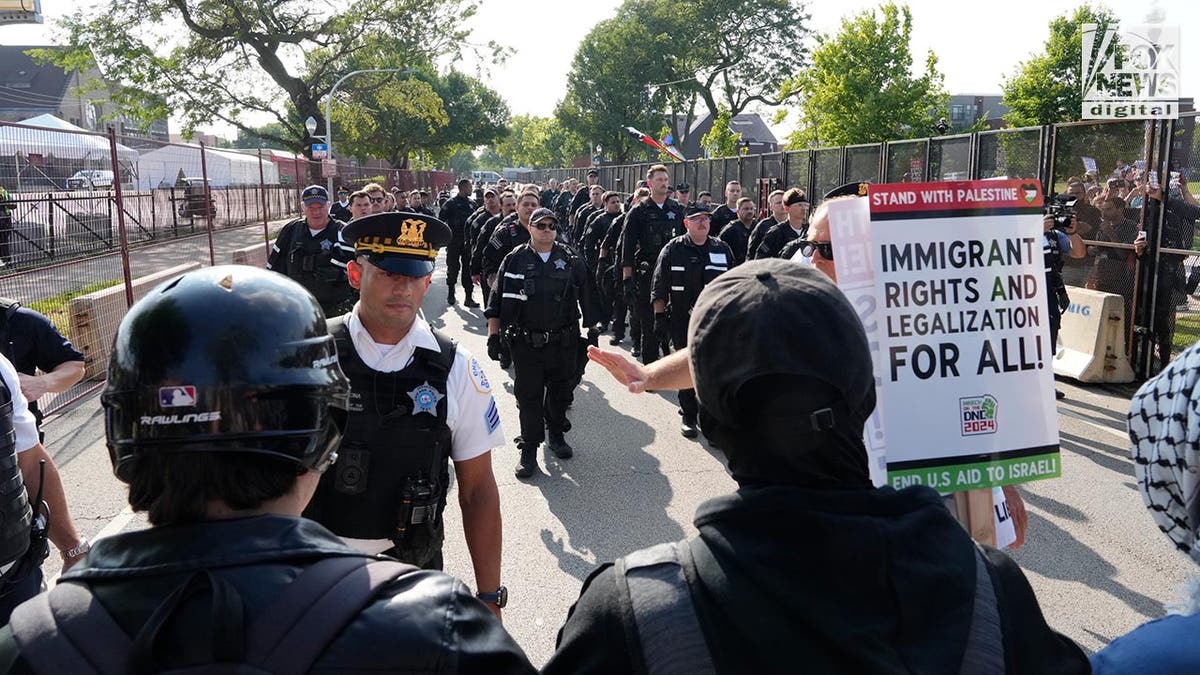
1;0;1196;139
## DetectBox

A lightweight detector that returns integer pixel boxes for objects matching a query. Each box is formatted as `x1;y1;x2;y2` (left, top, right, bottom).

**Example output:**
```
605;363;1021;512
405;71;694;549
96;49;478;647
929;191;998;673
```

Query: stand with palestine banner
826;179;1061;545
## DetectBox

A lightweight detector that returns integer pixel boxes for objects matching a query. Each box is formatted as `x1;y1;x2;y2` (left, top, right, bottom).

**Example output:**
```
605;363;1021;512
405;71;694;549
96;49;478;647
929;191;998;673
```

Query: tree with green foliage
491;115;587;169
781;2;947;148
32;0;498;161
233;123;291;150
1001;5;1120;126
700;107;742;158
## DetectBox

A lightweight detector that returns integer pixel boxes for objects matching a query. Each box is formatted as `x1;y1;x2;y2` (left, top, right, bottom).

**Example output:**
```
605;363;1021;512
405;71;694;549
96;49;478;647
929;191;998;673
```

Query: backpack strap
617;541;717;675
10;581;132;675
245;556;416;672
958;546;1005;675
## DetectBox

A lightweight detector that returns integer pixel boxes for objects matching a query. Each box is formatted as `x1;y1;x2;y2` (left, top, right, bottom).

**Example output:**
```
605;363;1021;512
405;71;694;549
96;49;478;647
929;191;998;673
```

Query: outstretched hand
587;346;648;394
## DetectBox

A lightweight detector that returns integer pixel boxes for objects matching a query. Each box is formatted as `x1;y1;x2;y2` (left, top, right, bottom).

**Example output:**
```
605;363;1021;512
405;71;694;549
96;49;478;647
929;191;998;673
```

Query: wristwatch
63;537;91;559
476;585;508;608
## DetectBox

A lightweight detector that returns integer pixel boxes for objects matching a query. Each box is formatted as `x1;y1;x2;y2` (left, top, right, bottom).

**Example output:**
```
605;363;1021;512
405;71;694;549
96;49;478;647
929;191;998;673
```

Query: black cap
342;212;452;277
684;205;712;219
587;168;599;177
676;182;691;192
688;260;873;427
301;184;329;205
824;182;870;200
530;207;558;224
484;188;498;197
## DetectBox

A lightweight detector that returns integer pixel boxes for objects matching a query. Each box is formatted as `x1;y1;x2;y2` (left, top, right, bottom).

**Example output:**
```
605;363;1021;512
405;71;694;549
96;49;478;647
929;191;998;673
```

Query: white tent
135;144;278;189
0;114;139;165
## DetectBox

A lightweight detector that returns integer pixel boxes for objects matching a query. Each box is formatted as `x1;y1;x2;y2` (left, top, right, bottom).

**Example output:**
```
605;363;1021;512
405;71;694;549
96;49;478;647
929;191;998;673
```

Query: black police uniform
651;233;733;427
709;203;737;234
266;217;356;317
487;240;594;470
755;221;805;260
302;213;460;570
599;212;637;345
572;202;599;245
568;183;596;227
440;193;478;305
330;199;352;222
717;220;752;266
1043;228;1071;354
554;190;576;224
540;187;560;208
0;300;85;438
746;216;784;261
620;196;686;363
482;217;531;286
467;207;502;305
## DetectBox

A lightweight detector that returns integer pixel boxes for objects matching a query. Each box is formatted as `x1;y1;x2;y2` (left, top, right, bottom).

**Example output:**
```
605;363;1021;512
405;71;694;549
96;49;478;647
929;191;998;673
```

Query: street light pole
325;68;417;196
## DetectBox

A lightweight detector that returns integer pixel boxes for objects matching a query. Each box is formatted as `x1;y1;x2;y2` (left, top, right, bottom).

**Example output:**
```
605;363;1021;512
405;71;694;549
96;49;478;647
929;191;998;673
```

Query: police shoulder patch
484;397;500;434
468;356;492;394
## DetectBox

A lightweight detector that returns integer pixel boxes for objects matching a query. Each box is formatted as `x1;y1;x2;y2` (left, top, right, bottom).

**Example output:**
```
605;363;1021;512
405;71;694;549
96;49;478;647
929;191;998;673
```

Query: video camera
1044;193;1077;231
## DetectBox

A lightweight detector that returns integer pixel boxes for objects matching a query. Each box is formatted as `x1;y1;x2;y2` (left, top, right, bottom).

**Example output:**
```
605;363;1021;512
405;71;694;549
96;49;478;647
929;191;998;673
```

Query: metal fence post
107;127;135;308
258;149;271;255
199;142;216;265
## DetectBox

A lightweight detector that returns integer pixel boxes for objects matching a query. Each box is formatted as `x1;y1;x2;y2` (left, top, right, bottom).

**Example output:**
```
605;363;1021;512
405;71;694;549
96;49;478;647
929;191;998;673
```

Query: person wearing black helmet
0;266;534;673
305;212;508;618
545;261;1088;674
487;208;599;478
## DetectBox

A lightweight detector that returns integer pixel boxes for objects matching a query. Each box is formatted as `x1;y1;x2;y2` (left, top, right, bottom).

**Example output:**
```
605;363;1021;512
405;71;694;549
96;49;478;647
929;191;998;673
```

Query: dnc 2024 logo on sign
960;395;998;436
1082;23;1179;120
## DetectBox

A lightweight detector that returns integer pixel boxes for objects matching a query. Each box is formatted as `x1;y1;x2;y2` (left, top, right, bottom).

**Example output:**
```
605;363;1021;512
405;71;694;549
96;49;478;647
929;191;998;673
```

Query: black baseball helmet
102;266;350;482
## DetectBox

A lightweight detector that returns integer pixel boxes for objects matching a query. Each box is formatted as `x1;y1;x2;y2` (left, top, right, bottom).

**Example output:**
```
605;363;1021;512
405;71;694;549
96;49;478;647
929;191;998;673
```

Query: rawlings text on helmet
139;411;222;425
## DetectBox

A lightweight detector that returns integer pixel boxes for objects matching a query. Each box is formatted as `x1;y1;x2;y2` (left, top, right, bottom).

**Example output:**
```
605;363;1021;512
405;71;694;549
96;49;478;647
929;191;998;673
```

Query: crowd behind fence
529;114;1200;381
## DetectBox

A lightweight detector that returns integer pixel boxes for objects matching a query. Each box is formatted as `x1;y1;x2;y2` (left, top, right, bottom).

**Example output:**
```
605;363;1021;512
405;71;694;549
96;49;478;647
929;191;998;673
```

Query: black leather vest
520;247;581;331
304;320;455;568
0;372;32;568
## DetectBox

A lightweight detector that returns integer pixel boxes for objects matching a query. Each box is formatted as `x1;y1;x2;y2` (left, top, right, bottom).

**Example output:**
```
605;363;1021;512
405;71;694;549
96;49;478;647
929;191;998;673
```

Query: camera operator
1058;185;1101;287
1044;204;1087;399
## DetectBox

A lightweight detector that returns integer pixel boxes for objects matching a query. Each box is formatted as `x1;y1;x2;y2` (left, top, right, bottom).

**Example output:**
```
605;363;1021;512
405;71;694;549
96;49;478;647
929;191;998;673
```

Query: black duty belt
518;326;578;348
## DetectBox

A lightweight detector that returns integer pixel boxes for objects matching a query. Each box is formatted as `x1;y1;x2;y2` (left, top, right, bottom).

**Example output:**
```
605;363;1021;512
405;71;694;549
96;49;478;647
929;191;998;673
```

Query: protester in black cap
330;187;352;222
651;206;733;438
620;165;686;364
746;189;788;261
266;184;356;317
302;211;509;618
0;266;535;674
546;260;1089;674
440;178;479;307
717;196;757;266
486;208;598;479
753;187;809;259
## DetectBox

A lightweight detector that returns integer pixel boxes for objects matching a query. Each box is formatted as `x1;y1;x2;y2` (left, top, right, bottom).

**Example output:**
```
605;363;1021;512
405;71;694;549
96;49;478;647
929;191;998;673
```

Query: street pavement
37;252;1195;668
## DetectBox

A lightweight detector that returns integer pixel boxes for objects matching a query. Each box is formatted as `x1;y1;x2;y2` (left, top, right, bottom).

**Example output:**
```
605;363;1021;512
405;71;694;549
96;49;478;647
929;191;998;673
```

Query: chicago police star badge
408;381;445;416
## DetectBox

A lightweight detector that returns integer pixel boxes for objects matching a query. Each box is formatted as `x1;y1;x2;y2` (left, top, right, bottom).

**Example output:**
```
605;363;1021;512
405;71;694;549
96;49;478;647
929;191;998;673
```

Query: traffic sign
321;159;337;178
311;143;328;159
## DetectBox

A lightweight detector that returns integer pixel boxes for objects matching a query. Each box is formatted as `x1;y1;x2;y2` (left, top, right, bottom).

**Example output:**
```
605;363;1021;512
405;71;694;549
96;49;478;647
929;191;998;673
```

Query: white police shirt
0;354;40;453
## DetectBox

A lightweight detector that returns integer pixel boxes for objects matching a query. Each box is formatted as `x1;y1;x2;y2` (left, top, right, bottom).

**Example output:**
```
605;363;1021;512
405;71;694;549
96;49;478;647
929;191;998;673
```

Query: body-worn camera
1045;193;1077;231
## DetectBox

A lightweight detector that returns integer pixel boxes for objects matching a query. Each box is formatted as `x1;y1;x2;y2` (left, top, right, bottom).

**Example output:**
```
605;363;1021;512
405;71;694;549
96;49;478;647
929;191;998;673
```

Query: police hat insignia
824;182;870;200
343;212;452;277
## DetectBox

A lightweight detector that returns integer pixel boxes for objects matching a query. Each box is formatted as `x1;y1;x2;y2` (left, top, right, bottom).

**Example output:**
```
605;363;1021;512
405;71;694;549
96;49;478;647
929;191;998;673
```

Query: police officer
754;188;809;260
746;189;788;261
708;181;742;233
676;183;693;208
571;185;605;245
487;208;597;479
304;212;508;618
0;350;87;623
3;267;534;672
651;207;733;438
266;185;356;317
600;187;649;349
330;187;352;222
568;170;601;226
0;298;86;441
621;164;686;363
441;178;479;307
472;191;518;314
717;197;756;266
482;191;541;292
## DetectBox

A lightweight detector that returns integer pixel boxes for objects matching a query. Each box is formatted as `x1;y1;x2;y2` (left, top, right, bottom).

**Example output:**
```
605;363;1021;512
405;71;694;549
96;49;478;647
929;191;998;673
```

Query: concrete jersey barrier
1053;285;1135;383
231;241;271;267
69;262;203;380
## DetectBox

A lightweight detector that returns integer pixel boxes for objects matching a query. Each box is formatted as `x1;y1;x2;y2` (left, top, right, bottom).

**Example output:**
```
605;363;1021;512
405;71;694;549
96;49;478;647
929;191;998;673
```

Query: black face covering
702;375;874;490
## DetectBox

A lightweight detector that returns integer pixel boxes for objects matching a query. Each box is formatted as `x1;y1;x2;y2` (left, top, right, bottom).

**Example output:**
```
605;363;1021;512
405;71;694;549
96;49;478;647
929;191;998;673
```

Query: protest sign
1082;156;1098;174
829;181;1061;494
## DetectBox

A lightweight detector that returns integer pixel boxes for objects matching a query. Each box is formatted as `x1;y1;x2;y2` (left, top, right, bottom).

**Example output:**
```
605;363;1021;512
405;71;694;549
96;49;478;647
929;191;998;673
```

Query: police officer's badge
408;381;445;416
667;211;676;220
320;239;332;251
554;258;567;270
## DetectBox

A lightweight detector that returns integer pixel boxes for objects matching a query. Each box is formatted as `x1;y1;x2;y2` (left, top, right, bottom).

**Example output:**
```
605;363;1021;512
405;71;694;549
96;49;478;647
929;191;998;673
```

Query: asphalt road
37;253;1195;668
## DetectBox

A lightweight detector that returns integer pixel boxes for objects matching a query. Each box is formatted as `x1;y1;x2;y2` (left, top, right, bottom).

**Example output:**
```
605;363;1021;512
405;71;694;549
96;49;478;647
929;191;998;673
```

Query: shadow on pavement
531;381;684;582
1059;432;1134;475
1061;398;1129;427
1021;490;1088;523
1015;513;1163;620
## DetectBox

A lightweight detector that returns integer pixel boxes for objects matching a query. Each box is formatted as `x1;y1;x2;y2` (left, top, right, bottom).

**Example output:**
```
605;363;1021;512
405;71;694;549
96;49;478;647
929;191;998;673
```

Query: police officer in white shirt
302;212;509;618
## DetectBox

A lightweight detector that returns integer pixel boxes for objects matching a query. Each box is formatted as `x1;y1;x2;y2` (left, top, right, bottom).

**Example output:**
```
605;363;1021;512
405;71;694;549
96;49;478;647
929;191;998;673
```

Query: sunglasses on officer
533;219;558;231
800;240;833;260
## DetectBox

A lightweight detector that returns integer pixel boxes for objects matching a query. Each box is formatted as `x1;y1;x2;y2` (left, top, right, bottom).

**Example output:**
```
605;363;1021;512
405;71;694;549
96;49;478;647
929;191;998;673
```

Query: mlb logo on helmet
159;386;197;408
